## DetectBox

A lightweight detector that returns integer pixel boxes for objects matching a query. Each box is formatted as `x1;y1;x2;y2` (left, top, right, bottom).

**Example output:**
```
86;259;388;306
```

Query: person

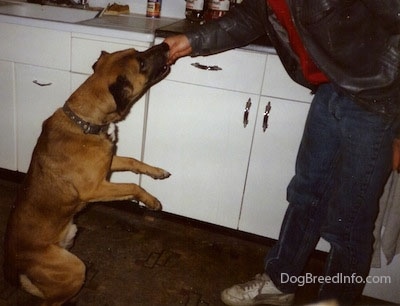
164;1;400;305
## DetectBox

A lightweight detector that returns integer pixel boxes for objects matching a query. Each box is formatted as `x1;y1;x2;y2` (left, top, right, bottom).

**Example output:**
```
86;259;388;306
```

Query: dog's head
70;43;170;123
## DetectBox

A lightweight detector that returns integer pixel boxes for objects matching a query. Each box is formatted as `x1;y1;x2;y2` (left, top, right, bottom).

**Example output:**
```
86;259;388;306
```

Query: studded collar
62;103;109;135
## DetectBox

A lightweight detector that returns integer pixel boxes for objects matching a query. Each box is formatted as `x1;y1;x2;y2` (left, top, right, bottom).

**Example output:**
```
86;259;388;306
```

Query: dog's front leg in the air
110;155;171;180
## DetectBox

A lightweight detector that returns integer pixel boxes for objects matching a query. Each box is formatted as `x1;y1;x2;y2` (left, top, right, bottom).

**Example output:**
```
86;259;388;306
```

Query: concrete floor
0;178;395;306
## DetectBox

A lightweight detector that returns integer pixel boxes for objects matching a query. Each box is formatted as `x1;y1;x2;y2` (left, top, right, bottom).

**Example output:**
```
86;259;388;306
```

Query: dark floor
0;178;396;306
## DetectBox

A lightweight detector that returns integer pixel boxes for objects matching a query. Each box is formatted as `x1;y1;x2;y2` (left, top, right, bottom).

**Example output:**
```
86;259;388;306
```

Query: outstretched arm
164;0;268;63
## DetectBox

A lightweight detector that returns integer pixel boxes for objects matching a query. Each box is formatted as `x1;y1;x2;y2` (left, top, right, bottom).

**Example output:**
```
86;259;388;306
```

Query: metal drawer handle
243;98;252;128
263;101;271;132
33;80;53;87
191;62;222;71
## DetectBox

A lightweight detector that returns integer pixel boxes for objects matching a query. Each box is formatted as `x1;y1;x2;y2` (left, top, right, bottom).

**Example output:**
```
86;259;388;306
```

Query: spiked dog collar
62;103;109;135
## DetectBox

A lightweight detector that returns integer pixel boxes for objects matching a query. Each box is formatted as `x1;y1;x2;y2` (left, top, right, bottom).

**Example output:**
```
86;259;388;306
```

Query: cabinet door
16;64;71;172
239;97;309;238
142;80;259;229
0;60;17;170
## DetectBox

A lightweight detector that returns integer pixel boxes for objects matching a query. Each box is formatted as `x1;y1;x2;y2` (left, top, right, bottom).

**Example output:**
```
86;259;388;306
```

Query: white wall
90;0;186;19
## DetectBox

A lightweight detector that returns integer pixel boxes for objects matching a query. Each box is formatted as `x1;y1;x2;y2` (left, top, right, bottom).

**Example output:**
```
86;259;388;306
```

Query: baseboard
0;168;25;183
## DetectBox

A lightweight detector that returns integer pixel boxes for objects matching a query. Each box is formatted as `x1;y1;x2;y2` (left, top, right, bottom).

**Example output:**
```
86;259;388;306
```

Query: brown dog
3;43;171;306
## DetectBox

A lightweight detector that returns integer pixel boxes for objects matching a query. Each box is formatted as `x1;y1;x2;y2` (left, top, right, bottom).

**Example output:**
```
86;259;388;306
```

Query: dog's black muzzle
139;43;170;87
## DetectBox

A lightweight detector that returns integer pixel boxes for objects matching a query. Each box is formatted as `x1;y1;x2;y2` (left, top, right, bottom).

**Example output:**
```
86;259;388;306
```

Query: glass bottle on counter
185;0;206;22
146;0;162;18
205;0;230;20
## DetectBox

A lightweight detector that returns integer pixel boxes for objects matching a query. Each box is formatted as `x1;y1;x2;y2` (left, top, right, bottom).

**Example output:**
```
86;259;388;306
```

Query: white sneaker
221;273;295;306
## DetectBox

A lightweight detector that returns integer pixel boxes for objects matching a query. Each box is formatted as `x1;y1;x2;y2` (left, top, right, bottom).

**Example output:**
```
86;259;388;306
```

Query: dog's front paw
150;168;171;180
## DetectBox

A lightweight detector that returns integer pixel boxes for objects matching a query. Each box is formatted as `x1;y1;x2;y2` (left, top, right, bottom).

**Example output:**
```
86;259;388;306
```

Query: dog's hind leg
23;246;85;306
110;156;171;179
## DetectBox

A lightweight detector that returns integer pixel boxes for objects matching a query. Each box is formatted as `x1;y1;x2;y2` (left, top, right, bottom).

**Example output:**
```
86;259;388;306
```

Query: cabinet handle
191;62;222;71
243;98;252;128
263;102;271;132
33;80;53;87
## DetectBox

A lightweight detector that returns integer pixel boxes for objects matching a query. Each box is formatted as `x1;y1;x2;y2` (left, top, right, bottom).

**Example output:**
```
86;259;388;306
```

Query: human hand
164;34;192;64
392;138;400;172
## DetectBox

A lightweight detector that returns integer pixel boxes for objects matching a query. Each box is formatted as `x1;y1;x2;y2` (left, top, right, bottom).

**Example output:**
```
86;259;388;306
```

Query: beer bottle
185;0;206;22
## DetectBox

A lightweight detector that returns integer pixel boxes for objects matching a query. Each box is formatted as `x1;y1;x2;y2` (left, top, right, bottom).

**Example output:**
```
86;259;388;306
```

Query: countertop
0;7;180;42
78;14;180;41
0;5;275;53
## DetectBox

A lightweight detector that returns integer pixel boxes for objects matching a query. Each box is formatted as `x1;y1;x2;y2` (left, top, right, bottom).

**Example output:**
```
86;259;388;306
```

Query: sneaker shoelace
240;274;268;293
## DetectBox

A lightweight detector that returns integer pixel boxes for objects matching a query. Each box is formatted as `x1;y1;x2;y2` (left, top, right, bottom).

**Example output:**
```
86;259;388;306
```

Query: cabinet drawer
71;36;150;74
0;23;70;70
263;54;313;103
167;49;267;94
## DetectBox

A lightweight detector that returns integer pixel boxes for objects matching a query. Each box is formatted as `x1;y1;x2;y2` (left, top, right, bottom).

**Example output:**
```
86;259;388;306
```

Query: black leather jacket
186;0;400;120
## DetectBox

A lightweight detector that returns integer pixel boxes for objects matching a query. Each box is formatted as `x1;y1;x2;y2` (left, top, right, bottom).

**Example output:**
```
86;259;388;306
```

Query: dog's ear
108;75;134;115
92;51;110;71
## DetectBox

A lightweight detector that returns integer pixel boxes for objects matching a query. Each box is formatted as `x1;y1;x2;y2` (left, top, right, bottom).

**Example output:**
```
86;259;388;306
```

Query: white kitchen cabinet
238;96;309;238
141;49;331;252
0;60;17;170
141;44;266;227
240;110;331;251
142;80;260;228
239;53;315;239
15;64;71;172
239;54;330;251
0;22;71;172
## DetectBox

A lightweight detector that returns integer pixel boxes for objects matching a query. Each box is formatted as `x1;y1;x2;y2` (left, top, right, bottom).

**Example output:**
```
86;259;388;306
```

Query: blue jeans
264;84;396;304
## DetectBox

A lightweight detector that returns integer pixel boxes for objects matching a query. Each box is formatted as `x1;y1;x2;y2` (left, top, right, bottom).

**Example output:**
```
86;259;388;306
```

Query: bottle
146;0;161;18
185;0;206;22
205;0;230;20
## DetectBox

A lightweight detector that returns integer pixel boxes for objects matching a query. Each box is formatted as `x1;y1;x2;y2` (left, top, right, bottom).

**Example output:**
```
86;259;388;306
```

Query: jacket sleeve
185;0;268;56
